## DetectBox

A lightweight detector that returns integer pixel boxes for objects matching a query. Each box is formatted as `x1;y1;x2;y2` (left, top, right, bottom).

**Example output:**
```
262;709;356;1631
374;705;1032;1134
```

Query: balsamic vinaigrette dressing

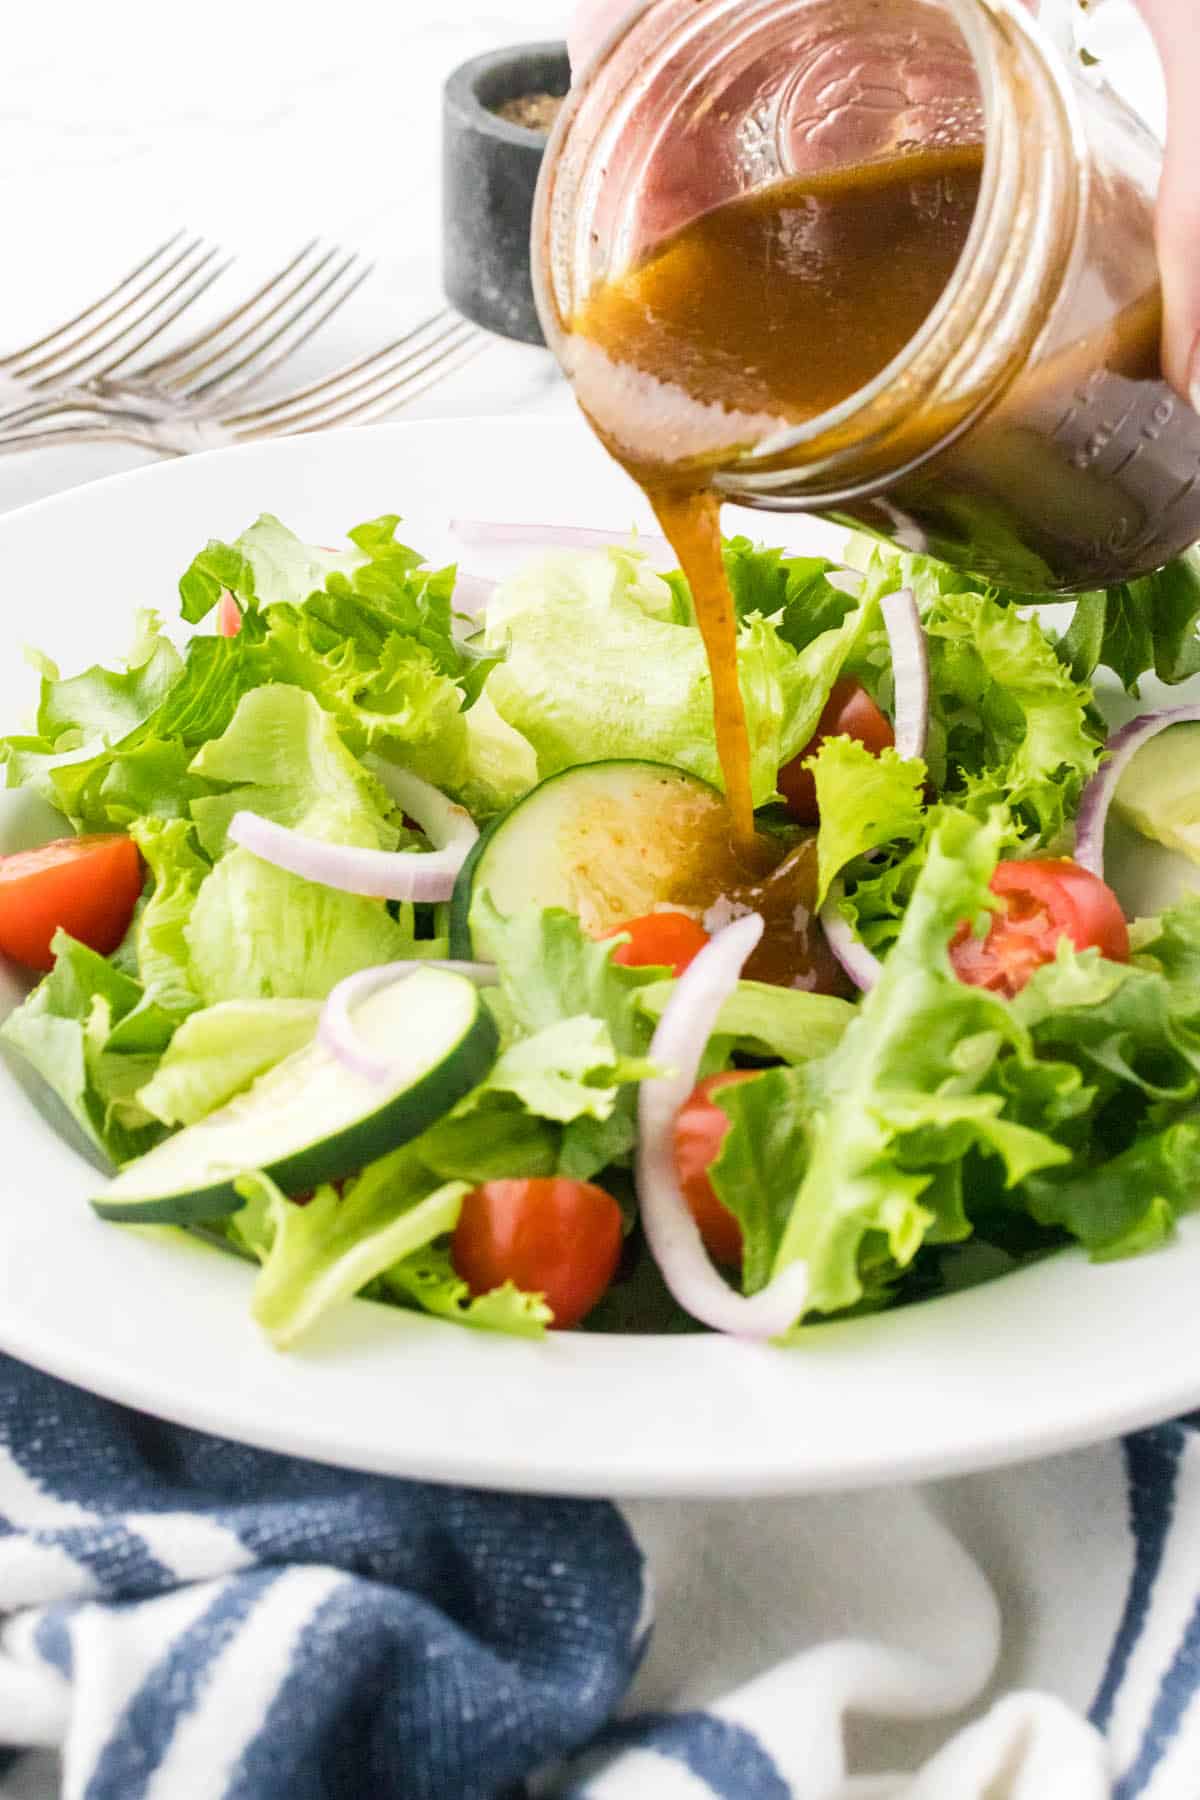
572;146;984;982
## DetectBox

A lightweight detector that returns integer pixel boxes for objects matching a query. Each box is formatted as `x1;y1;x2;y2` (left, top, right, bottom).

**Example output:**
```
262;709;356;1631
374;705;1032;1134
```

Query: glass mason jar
532;0;1199;593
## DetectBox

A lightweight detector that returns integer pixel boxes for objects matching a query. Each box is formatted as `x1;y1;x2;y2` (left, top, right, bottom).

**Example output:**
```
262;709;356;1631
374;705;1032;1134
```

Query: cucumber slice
94;967;497;1224
1114;720;1200;863
450;759;733;959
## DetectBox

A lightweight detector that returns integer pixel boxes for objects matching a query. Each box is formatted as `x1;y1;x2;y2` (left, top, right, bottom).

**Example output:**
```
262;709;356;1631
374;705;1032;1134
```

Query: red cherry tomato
671;1070;760;1266
216;591;242;637
0;835;144;972
452;1178;624;1330
950;858;1130;997
603;910;711;976
778;679;895;824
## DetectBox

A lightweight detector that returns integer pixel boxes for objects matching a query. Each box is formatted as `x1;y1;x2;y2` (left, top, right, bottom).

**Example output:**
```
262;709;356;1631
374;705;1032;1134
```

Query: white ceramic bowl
2;416;1198;1498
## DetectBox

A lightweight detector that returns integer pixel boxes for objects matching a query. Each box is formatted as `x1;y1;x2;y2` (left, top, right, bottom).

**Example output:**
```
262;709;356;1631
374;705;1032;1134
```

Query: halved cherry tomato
778;679;895;824
950;858;1129;998
0;835;144;972
671;1070;760;1266
603;910;710;976
452;1178;624;1329
215;591;242;637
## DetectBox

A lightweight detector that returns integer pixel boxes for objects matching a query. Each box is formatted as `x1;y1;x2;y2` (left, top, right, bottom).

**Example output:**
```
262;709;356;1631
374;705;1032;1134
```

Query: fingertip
1154;167;1200;406
568;0;637;79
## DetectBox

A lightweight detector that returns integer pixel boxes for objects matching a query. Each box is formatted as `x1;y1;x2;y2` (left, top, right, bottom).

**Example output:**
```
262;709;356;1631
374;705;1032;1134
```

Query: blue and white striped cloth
0;1353;1195;1799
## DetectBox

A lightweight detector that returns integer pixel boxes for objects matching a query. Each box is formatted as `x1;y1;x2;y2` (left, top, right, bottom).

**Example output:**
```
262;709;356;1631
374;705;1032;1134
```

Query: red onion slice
368;763;478;853
320;959;497;1082
450;519;674;562
229;768;478;904
636;913;811;1339
880;588;928;762
1075;704;1200;877
818;879;882;993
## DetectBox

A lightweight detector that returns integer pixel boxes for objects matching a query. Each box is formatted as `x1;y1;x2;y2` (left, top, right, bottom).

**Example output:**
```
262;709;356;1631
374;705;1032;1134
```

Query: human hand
566;0;632;74
1135;0;1200;405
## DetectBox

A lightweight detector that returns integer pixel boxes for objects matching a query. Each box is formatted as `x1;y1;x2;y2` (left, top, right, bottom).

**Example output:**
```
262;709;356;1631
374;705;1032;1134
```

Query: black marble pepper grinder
442;42;570;347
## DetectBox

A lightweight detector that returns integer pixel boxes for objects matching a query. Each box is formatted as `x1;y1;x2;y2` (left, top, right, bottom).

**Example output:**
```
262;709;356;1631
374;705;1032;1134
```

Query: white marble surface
0;0;579;519
0;3;1170;1795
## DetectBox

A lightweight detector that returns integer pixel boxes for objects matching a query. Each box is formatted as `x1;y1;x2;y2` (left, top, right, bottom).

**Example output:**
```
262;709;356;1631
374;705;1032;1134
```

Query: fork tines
227;311;486;439
1;235;230;389
124;242;375;406
0;234;490;455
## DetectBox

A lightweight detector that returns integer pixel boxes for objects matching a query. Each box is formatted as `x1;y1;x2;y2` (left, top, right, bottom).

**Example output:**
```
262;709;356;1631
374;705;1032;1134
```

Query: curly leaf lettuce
1;931;170;1165
807;737;927;907
188;684;402;858
711;811;1069;1320
845;534;1101;838
177;512;360;624
241;1155;468;1348
240;1153;549;1348
382;1244;552;1337
136;999;320;1127
469;897;662;1177
480;547;876;805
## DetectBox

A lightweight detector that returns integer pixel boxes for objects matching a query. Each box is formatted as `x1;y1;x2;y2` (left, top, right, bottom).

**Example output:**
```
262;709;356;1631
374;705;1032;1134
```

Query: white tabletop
0;0;580;520
0;3;1170;1795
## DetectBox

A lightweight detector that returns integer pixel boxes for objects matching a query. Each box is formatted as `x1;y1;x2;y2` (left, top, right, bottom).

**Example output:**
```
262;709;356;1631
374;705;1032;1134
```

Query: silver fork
0;309;488;455
0;239;375;434
0;233;229;416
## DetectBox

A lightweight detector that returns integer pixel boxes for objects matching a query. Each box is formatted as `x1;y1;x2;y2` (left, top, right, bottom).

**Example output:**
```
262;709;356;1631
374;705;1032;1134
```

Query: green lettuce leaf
844;534;1101;840
470;897;661;1177
137;999;320;1127
0;931;170;1165
480;547;875;806
468;1015;655;1123
1022;1121;1200;1260
124;817;209;1030
241;1152;468;1348
847;528;1200;700
34;630;273;831
178;512;360;623
708;1068;812;1294
663;536;849;647
713;811;1069;1319
1057;557;1200;692
414;1101;560;1183
185;849;420;1004
1131;894;1200;993
923;590;1100;840
635;979;854;1067
415;1008;656;1186
382;1243;551;1336
808;737;927;907
187;684;400;858
1010;923;1200;1155
34;611;183;744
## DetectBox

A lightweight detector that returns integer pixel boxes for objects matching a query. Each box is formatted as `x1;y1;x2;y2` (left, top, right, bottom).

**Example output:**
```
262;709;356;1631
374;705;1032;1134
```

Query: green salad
3;510;1200;1346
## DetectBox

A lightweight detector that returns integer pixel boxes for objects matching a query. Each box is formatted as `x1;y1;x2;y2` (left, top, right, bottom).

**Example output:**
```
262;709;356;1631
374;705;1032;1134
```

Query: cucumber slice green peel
450;759;731;960
93;967;498;1225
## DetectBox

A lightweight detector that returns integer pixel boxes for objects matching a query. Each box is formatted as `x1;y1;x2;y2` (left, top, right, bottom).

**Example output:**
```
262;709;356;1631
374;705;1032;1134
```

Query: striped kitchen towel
0;1354;1195;1798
